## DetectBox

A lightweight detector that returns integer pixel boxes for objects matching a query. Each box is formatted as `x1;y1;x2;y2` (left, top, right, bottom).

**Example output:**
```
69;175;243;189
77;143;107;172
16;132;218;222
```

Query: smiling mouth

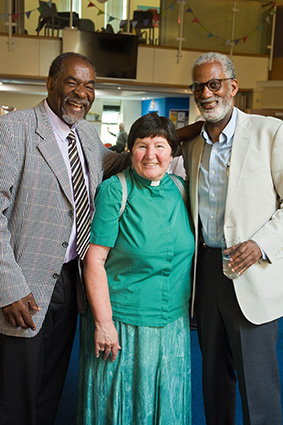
143;163;159;166
67;100;86;110
200;100;218;110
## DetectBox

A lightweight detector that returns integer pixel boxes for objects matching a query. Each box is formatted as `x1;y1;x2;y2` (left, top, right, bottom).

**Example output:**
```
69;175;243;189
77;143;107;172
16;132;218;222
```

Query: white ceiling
0;78;191;101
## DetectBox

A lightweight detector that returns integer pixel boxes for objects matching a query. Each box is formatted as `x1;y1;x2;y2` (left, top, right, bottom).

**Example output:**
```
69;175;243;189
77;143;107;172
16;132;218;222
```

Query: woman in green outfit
78;113;195;425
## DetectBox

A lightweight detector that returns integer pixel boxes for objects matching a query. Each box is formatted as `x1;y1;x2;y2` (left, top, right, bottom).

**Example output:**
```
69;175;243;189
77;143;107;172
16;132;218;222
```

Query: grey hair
192;52;236;80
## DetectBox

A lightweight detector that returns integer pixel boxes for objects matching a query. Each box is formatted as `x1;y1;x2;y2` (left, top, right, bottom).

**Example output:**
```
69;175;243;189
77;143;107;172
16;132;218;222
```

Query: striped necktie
67;130;90;260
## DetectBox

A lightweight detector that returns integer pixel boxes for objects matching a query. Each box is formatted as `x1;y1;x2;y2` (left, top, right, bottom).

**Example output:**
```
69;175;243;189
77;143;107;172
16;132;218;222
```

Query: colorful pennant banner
0;0;276;48
186;1;276;46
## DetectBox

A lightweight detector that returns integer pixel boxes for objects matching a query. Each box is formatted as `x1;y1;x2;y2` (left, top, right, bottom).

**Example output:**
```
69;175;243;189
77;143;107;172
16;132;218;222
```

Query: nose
200;84;213;98
145;145;156;158
73;84;87;98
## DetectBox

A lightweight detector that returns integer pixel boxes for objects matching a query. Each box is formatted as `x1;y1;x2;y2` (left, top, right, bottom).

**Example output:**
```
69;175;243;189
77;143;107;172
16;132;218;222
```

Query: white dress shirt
198;109;237;247
44;100;90;262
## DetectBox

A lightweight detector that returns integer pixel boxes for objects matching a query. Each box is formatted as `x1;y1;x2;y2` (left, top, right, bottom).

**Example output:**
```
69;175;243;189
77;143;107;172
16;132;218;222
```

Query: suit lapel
76;123;97;204
224;110;252;221
34;102;73;205
188;136;205;227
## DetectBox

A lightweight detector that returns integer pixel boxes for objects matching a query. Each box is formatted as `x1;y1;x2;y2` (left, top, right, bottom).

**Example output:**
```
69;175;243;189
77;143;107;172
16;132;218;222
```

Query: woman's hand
94;321;121;361
83;244;120;361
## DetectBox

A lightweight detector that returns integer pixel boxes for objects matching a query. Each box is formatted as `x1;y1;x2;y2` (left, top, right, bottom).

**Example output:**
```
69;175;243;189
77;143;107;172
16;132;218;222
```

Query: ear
46;77;53;93
230;79;239;98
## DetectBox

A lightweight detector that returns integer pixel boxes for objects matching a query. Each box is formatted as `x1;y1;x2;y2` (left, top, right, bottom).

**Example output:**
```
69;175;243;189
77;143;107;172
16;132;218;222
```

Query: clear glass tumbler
221;237;240;280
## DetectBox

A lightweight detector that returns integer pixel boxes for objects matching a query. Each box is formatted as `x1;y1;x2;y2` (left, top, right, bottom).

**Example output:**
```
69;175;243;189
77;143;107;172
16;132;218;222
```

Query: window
104;0;127;33
59;0;81;16
101;105;121;145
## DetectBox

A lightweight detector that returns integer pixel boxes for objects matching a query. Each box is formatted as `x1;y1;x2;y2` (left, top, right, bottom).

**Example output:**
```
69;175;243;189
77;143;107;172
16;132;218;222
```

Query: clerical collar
132;168;163;187
151;180;161;186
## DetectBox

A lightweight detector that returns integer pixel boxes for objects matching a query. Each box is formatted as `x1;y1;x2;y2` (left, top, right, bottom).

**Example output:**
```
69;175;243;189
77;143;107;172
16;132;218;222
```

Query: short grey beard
61;93;89;125
197;97;232;123
62;113;82;126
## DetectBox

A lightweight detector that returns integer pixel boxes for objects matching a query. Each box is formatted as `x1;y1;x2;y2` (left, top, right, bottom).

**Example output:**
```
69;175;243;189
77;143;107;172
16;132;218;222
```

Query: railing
0;0;277;70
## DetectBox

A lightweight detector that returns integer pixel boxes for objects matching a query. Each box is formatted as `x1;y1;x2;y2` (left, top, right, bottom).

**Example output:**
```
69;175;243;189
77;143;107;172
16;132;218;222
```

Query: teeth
202;102;216;109
69;101;83;108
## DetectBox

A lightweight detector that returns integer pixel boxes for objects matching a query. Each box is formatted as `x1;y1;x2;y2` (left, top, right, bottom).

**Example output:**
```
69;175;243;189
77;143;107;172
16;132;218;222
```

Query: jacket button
68;210;73;217
53;273;60;279
62;241;68;248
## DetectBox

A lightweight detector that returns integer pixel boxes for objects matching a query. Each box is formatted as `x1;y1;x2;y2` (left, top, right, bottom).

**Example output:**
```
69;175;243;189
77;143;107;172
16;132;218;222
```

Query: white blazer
182;108;283;325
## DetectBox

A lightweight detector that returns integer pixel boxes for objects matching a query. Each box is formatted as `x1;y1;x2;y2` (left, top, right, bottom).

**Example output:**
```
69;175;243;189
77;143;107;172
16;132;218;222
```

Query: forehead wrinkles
193;63;226;82
59;59;95;79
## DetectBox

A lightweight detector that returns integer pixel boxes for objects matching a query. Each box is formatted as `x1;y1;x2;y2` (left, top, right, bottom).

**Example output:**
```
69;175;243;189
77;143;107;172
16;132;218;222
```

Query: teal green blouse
90;166;195;327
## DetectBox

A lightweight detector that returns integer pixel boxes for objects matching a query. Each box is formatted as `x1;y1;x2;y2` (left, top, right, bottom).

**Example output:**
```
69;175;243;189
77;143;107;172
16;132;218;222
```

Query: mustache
197;97;219;105
64;94;90;107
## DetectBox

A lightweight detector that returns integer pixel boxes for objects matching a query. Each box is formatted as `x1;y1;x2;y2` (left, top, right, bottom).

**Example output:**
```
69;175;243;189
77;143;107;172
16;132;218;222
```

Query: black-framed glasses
189;78;232;94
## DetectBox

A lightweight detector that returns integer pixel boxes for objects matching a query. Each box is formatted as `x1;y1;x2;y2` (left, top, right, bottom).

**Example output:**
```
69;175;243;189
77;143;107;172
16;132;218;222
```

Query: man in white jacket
181;52;283;425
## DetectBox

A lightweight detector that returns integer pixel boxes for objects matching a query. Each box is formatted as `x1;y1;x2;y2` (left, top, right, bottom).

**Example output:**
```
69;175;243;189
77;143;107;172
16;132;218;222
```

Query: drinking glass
221;237;240;280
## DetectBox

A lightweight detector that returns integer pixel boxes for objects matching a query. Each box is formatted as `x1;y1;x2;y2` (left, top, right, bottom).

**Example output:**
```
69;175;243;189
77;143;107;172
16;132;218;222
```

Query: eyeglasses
189;78;232;94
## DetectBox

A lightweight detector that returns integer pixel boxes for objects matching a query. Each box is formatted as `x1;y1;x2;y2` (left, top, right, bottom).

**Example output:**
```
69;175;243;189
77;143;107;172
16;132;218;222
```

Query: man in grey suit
180;52;283;424
0;52;129;425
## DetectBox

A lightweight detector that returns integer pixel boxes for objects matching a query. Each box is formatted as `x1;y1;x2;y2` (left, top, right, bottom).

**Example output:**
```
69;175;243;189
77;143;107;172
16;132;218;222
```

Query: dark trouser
0;259;79;425
196;245;282;425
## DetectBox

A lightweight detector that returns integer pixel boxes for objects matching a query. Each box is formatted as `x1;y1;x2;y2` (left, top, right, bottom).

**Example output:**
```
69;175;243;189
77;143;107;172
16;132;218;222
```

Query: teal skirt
77;309;191;425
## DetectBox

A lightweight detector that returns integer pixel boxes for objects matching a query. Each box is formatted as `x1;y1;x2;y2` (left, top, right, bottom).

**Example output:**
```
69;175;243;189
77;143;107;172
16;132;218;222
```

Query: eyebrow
65;75;95;85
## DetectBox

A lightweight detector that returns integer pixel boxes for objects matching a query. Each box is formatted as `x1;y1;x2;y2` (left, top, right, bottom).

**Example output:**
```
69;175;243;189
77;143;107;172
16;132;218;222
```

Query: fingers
94;325;121;362
103;345;112;361
5;310;34;330
95;342;121;361
28;294;42;312
110;344;121;362
2;293;40;331
228;241;262;275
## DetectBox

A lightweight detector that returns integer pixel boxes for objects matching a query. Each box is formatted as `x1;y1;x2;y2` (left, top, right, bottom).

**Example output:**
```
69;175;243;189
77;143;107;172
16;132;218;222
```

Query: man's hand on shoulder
176;120;204;144
2;293;41;331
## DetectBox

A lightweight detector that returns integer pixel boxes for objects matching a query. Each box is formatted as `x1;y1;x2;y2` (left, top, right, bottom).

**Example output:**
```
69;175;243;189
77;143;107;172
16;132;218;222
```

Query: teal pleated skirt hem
77;309;191;425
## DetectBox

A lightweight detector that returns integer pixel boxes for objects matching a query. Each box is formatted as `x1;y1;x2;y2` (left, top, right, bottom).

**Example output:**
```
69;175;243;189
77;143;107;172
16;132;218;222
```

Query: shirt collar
44;99;77;141
201;107;238;146
132;167;168;187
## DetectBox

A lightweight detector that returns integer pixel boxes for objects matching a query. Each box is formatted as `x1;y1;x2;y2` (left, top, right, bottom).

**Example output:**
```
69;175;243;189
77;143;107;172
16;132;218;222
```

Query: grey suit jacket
183;108;283;325
0;101;130;337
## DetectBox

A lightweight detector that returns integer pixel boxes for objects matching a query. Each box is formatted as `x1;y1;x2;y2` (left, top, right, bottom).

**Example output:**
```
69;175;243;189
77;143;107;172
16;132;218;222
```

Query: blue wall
141;98;166;116
141;97;190;118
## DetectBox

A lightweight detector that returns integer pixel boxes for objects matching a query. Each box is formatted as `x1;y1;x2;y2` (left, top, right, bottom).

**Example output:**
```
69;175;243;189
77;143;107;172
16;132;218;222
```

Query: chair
100;23;115;34
58;11;80;28
133;10;154;44
78;19;95;32
105;24;114;33
36;1;71;37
